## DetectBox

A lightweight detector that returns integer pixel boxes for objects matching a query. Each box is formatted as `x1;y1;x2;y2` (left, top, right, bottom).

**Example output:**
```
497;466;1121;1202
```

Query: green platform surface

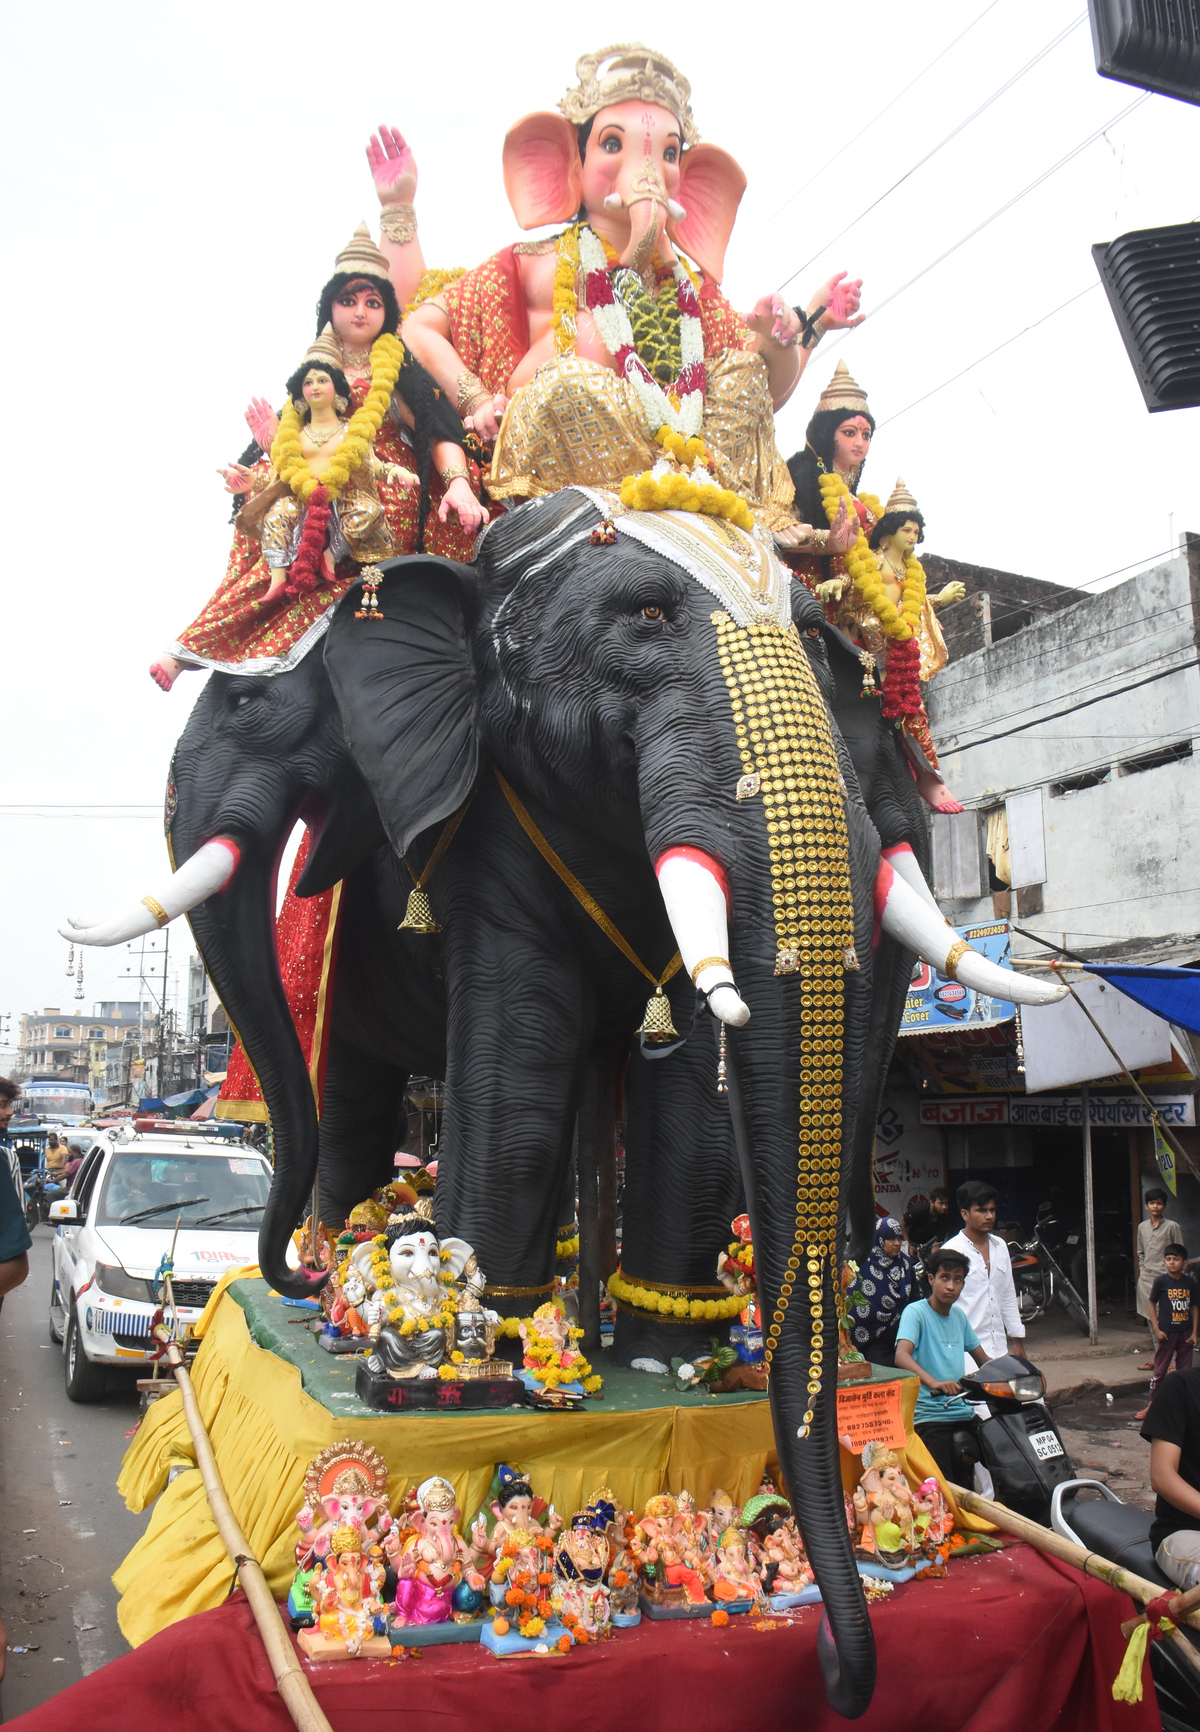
226;1280;912;1420
226;1278;775;1420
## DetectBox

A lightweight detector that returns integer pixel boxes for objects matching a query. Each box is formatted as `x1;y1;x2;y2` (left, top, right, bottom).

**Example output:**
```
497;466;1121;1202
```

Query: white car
49;1121;274;1401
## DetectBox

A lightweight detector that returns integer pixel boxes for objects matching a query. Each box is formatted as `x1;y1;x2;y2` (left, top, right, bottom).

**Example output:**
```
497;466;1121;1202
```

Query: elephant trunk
185;845;325;1299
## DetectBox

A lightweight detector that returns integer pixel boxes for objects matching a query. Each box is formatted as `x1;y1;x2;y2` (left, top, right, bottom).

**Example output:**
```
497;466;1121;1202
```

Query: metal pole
576;1056;602;1355
1081;1082;1099;1345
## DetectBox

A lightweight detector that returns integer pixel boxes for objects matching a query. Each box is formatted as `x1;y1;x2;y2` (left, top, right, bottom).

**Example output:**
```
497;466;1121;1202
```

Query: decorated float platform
113;1271;969;1648
16;1546;1152;1732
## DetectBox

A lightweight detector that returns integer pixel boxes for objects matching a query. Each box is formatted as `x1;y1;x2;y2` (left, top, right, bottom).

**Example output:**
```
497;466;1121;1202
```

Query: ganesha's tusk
666;198;687;221
603;192;624;212
655;848;750;1027
58;837;242;947
876;861;1067;1006
881;841;942;916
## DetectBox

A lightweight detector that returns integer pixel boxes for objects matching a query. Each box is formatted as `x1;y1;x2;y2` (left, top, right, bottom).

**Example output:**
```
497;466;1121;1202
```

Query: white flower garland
577;225;705;441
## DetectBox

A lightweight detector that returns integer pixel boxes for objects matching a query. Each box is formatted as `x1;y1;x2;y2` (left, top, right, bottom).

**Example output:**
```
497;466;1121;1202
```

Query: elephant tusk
603;192;624;212
59;837;242;948
876;862;1068;1005
655;848;750;1026
880;842;942;916
666;198;687;221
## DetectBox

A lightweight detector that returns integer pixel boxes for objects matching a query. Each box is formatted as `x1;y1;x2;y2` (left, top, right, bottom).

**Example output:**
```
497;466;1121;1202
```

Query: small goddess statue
472;1465;562;1561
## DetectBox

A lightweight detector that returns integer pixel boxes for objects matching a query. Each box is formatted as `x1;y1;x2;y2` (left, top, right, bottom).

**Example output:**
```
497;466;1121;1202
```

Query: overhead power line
778;13;1087;292
737;0;1004;254
816;91;1152;343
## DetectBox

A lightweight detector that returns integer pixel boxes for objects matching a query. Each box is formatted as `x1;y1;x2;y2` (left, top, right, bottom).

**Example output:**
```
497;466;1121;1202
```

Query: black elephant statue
64;488;1064;1716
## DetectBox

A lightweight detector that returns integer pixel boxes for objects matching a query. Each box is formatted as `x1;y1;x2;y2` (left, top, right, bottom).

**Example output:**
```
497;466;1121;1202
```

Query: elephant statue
65;488;1063;1714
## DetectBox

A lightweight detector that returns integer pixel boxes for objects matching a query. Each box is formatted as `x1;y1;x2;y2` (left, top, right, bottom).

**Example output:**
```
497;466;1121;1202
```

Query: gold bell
639;985;679;1045
397;887;441;934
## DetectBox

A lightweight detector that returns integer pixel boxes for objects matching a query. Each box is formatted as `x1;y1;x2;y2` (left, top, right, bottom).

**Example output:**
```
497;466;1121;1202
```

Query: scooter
1052;1480;1200;1731
955;1353;1076;1526
1009;1204;1090;1334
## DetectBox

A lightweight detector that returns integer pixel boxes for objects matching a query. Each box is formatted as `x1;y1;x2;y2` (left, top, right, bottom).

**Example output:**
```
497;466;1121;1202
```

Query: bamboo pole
950;1483;1200;1678
1121;1579;1200;1638
165;1342;333;1732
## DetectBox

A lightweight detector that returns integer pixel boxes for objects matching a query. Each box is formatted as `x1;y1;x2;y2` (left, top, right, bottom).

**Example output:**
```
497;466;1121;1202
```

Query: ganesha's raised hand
367;125;417;207
812;271;865;331
245;397;279;450
745;293;801;350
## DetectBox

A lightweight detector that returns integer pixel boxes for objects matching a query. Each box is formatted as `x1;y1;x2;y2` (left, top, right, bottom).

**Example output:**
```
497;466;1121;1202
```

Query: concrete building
875;538;1200;1274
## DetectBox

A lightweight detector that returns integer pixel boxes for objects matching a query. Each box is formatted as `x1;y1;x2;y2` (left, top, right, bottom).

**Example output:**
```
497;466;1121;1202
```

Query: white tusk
655;850;750;1027
59;837;241;948
603;192;624;212
881;843;942;916
666;198;686;221
877;864;1067;1006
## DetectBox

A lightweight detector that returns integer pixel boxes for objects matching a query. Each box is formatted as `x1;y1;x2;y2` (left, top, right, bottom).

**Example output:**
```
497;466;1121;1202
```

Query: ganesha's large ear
323;557;480;857
671;144;747;283
503;112;584;229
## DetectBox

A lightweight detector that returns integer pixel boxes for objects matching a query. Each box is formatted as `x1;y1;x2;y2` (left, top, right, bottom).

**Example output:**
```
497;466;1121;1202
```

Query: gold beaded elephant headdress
557;44;699;145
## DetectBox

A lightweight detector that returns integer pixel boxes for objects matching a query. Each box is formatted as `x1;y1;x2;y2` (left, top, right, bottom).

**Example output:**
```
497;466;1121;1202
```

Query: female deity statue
784;360;878;583
401;45;864;533
391;1476;485;1627
151;224;487;691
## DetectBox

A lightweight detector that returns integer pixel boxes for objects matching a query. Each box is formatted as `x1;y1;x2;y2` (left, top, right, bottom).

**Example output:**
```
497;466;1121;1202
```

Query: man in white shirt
941;1181;1025;1369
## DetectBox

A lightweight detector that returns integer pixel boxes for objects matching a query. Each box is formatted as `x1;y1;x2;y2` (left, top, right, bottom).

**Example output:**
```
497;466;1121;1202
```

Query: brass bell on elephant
397;886;441;934
638;984;679;1046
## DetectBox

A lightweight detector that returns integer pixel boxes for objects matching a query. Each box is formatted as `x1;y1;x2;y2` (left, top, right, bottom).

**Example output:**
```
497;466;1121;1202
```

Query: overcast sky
2;0;1197;1039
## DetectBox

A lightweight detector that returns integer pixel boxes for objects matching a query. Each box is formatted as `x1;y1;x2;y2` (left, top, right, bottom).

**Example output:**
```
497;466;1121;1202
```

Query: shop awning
1083;963;1200;1037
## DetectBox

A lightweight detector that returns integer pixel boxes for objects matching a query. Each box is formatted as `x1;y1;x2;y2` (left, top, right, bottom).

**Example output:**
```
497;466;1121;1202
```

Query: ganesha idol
389;1476;486;1628
348;1205;483;1378
403;44;863;536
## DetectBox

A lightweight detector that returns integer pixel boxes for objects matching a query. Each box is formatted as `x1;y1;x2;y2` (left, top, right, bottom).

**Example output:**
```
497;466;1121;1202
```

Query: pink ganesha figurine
389;1475;485;1626
294;1441;392;1564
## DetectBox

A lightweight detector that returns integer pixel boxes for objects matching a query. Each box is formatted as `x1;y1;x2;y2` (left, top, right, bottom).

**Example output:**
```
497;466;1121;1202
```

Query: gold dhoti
488;351;796;533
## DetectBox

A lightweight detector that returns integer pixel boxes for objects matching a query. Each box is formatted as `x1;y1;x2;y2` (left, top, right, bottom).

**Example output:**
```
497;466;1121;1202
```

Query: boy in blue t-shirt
896;1248;990;1488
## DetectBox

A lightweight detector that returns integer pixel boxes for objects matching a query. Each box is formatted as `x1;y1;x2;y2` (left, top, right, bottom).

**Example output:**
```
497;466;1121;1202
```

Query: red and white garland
577;225;706;441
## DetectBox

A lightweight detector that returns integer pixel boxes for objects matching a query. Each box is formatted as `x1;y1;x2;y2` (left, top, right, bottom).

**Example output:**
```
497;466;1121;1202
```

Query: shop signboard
918;1094;1196;1128
899;921;1016;1037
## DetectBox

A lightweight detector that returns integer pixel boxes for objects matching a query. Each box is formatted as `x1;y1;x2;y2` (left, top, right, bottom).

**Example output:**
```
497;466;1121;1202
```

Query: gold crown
558;45;699;146
333;221;391;282
417;1475;456;1515
815;359;870;419
300;324;345;375
885;477;919;515
644;1493;678;1519
330;1524;361;1555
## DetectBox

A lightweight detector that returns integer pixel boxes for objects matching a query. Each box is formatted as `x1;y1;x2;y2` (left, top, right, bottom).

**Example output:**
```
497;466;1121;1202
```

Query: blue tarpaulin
1083;964;1200;1037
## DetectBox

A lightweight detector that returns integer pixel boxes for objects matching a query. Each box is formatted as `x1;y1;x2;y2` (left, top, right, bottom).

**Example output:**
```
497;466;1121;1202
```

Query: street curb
1047;1372;1149;1407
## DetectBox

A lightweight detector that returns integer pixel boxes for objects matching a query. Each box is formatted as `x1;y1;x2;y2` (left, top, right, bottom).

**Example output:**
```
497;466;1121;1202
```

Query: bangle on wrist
439;463;471;485
379;203;417;245
456;370;489;416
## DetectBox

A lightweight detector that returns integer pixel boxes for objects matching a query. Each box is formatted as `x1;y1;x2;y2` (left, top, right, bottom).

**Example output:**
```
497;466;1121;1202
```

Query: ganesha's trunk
183;845;324;1299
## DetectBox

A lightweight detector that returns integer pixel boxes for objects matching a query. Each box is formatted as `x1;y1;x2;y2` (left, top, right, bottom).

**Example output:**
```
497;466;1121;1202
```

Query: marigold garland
555;1233;580;1261
405;267;466;315
270;331;405;505
817;472;926;640
606;1267;747;1323
521;1315;602;1393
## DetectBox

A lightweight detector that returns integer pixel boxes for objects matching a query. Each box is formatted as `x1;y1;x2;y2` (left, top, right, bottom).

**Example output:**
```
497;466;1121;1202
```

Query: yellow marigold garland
270;331;405;505
817;472;925;640
555;1233;580;1261
553;225;582;356
405;267;466;315
620;463;754;531
606;1267;747;1323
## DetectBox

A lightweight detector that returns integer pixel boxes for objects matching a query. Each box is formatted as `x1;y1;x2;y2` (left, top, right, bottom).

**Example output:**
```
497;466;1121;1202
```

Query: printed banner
1154;1119;1178;1195
919;1099;1011;1126
899;921;1016;1036
919;1094;1195;1128
836;1379;907;1453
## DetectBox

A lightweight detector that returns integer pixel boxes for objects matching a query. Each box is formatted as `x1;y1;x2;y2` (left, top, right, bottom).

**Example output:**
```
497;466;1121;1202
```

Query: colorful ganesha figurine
851;1444;916;1570
390;1476;485;1627
293;1441;392;1564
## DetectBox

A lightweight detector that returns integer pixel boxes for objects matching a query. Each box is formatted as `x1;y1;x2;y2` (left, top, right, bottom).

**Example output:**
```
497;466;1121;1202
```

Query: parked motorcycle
955;1352;1077;1525
23;1168;50;1229
1052;1480;1200;1731
1009;1204;1091;1334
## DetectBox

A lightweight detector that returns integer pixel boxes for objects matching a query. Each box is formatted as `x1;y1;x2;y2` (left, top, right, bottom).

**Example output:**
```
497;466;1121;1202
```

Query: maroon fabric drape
8;1544;1159;1732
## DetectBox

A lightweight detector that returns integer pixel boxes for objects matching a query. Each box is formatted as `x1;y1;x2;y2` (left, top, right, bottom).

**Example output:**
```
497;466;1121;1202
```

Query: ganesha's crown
559;45;699;147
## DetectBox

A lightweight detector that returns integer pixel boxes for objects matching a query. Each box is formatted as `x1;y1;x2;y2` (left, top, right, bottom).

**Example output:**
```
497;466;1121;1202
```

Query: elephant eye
601;134;621;154
807;626;820;638
641;604;664;621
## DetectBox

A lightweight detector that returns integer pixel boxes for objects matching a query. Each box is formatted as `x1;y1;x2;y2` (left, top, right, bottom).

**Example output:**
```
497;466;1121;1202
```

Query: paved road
0;1230;151;1720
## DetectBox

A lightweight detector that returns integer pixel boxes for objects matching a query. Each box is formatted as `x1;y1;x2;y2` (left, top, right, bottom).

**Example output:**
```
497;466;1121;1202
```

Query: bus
19;1079;95;1126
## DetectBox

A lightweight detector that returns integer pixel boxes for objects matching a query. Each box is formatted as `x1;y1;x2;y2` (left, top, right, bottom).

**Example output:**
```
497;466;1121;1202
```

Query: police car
49;1120;273;1401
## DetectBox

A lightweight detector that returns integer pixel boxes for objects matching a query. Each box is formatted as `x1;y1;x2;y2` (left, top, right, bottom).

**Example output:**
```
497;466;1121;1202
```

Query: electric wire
812;92;1151;340
736;0;1004;254
777;14;1086;292
938;651;1200;756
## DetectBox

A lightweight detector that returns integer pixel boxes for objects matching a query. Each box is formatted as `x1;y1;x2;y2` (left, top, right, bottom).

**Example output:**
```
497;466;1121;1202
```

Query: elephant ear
323;557;480;857
504;112;584;228
671;144;747;283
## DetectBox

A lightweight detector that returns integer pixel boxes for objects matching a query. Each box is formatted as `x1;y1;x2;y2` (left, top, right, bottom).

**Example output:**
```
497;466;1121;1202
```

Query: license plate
1029;1428;1064;1461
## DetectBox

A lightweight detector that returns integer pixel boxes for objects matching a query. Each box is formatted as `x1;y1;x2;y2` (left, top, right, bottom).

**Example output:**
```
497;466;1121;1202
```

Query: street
0;1230;150;1721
